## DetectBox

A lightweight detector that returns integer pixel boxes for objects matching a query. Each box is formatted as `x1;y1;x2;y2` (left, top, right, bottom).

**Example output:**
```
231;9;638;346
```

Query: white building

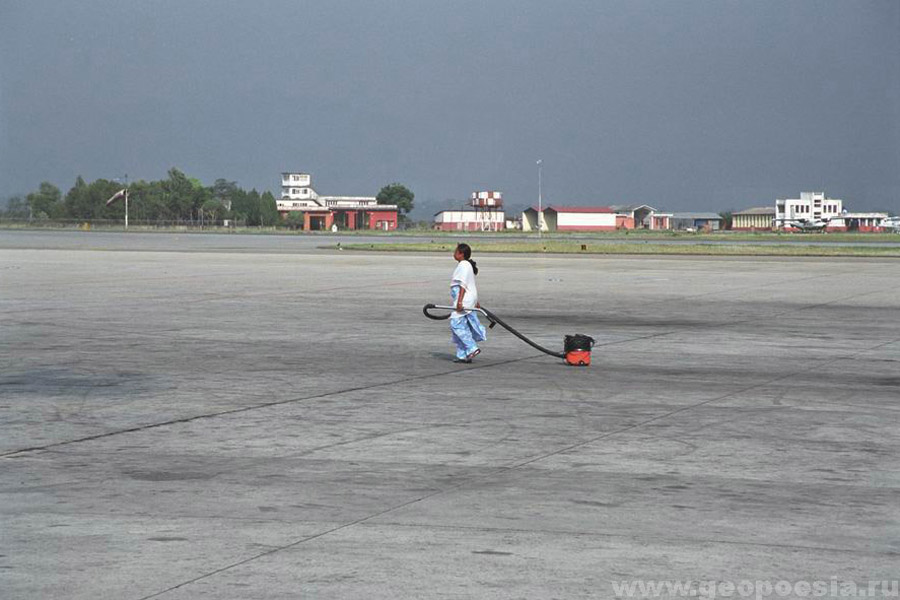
834;212;891;232
775;192;843;223
522;206;619;231
277;172;398;231
278;172;384;212
433;210;506;231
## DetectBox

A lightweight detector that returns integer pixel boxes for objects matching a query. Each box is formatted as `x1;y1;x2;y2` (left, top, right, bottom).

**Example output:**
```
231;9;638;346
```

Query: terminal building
775;192;842;228
277;172;398;231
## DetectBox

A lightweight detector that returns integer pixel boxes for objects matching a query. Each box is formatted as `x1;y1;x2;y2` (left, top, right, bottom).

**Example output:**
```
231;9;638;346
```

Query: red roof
546;205;614;214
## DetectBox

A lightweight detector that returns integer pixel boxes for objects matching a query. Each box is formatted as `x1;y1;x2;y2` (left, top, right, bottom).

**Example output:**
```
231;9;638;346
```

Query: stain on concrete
125;470;214;481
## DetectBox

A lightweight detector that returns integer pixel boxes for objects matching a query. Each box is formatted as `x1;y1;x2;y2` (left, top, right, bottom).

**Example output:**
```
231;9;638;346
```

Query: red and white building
829;213;891;232
277;172;398;231
609;204;657;229
433;209;506;231
433;190;506;231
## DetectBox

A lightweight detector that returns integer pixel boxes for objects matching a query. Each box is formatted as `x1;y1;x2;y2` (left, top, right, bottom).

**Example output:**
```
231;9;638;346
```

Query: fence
0;217;285;231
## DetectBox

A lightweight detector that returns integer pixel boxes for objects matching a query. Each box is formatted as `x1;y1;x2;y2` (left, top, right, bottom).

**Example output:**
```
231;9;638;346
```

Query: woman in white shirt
449;243;486;363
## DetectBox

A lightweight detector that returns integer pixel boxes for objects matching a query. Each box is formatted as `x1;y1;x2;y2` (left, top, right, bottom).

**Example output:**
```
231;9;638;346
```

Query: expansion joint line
27;282;900;597
0;352;544;459
134;328;900;599
130;331;678;599
508;333;900;471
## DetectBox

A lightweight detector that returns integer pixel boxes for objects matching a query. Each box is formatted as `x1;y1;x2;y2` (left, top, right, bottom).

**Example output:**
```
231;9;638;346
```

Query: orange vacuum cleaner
423;304;595;367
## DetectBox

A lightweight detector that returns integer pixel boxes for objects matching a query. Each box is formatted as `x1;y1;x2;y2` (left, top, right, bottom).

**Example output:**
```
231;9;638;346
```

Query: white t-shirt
451;260;478;318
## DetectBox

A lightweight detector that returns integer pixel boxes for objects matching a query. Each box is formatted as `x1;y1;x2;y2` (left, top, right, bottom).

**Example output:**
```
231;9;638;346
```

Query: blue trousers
450;313;487;360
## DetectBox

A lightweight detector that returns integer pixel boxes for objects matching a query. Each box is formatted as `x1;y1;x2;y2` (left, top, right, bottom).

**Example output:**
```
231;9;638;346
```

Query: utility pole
124;174;129;230
536;159;543;238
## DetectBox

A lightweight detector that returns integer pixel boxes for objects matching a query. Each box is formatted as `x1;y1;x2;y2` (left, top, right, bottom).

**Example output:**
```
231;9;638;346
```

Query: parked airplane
881;216;900;232
773;217;839;232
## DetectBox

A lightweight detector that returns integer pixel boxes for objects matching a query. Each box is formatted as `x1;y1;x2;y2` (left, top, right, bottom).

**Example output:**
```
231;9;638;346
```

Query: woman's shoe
466;349;481;361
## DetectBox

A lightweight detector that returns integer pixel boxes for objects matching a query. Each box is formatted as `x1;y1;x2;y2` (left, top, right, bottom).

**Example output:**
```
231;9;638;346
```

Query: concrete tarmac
2;231;898;599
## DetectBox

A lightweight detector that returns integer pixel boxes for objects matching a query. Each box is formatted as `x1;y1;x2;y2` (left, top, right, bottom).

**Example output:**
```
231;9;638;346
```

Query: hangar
609;204;657;229
650;212;723;231
522;206;618;232
733;207;776;231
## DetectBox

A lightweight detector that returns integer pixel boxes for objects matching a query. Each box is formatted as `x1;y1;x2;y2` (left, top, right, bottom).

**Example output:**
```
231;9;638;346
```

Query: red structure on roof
544;206;614;214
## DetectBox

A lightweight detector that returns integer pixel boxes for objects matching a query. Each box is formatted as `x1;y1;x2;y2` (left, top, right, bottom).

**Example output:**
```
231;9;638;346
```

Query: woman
449;243;486;363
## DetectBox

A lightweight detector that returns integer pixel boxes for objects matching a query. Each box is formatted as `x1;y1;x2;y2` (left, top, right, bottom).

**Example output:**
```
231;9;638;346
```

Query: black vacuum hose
422;304;566;359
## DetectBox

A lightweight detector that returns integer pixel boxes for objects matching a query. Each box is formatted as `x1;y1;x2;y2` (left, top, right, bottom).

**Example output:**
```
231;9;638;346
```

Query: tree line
2;168;281;226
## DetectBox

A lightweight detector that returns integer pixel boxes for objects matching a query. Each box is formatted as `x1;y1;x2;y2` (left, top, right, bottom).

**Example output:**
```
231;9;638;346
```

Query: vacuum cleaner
422;304;595;366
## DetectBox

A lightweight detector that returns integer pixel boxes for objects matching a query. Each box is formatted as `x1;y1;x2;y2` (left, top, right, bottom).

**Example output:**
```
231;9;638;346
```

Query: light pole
123;174;129;230
536;159;543;238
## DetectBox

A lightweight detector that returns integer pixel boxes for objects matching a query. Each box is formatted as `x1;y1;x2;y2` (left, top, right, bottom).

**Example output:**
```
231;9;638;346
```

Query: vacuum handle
423;304;496;328
425;304;490;317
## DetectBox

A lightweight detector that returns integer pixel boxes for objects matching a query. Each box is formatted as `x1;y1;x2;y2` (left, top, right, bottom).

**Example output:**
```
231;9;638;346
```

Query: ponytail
456;243;479;275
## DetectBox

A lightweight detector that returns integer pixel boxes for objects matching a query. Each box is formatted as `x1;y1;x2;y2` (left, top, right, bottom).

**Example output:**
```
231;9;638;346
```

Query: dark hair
456;243;478;275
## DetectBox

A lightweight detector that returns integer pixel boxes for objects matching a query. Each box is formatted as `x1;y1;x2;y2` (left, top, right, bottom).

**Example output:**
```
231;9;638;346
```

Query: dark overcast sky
1;0;898;216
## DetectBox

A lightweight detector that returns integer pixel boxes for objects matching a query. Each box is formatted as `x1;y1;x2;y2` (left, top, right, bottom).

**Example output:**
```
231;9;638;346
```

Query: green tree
259;191;280;226
718;210;734;231
63;176;89;219
229;187;262;226
200;199;227;223
129;180;167;222
161;168;196;221
17;171;284;226
64;177;122;220
283;212;304;230
244;189;262;225
26;182;63;219
376;183;414;223
212;179;239;204
3;195;29;218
